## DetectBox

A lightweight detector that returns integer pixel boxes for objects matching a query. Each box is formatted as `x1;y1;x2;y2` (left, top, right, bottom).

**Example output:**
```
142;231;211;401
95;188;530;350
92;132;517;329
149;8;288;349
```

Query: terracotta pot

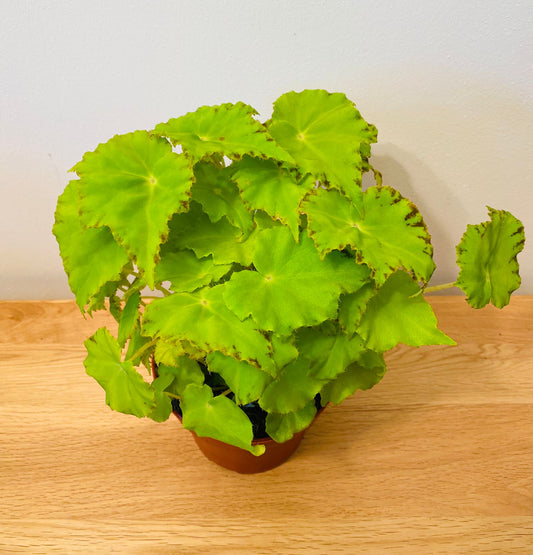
151;358;322;473
178;410;323;474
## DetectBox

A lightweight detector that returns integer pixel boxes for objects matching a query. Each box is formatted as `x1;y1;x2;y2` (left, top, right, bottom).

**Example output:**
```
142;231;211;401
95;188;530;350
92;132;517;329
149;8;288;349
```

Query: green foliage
456;208;525;308
54;89;525;456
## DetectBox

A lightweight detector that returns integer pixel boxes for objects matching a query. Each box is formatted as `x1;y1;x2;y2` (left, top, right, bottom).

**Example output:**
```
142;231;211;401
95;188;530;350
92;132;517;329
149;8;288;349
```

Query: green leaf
232;156;313;240
149;375;173;422
166;202;256;266
154;102;293;164
206;352;273;406
125;327;153;368
320;353;386;405
358;271;456;351
72;131;195;288
456;207;525;308
192;162;254;233
142;285;273;369
338;283;378;335
269;89;376;200
259;357;323;414
181;384;265;455
271;334;299;372
223;226;371;335
154;338;206;363
302;186;435;285
155;249;232;293
52;180;130;310
156;360;205;396
84;327;156;417
296;327;366;380
117;292;141;347
265;401;317;443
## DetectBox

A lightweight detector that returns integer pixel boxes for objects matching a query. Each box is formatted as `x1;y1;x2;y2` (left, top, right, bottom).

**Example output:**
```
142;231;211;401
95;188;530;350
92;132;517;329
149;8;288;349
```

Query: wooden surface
1;297;532;554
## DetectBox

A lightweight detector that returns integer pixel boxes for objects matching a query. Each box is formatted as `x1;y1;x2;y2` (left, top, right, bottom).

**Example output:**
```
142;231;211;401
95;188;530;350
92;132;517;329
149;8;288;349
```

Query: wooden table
1;298;532;553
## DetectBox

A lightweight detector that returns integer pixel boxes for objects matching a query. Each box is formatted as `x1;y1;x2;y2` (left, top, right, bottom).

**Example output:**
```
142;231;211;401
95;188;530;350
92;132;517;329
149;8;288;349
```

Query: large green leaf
154;102;293;164
231;156;313;240
456;207;525;308
72;131;194;288
142;285;273;369
181;384;265;455
223;226;371;335
206;352;273;405
269;89;376;201
265;401;317;443
155;249;232;293
165;202;256;266
302;186;435;285
192;162;254;233
358;271;456;351
320;353;386;405
53;180;129;310
84;327;156;417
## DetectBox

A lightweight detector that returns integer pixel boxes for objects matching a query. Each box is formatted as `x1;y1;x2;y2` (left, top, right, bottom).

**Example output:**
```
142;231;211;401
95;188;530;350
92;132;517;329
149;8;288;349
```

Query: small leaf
338;283;378;335
149;376;173;422
52;180;130;310
156;360;205;396
72;131;195;288
125;327;153;368
259;357;324;414
223;226;371;335
269;89;376;200
265;401;317;443
166;202;256;266
117;292;141;347
358;271;456;351
296;327;366;380
84;328;156;417
154;102;293;164
142;285;273;369
154;338;206;363
155;249;232;293
320;354;386;406
302;186;435;285
232;156;312;240
206;352;273;405
456;207;525;308
192;162;254;233
181;384;265;455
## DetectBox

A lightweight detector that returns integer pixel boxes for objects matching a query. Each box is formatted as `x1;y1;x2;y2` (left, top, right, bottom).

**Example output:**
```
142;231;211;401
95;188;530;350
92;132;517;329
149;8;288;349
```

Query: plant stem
155;284;172;296
126;338;157;363
164;392;181;401
423;282;457;294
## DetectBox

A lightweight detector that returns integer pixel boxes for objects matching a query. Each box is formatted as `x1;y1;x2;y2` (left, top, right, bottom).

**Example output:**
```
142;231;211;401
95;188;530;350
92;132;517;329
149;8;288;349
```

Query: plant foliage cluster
53;89;525;455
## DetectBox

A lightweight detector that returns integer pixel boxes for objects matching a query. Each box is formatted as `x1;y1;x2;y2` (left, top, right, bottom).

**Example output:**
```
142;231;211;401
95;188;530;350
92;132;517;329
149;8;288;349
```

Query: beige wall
1;0;532;298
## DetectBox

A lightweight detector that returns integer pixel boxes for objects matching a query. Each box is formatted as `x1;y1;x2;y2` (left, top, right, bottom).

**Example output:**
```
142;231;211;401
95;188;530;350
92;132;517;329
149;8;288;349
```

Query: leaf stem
164;391;181;401
126;338;157;363
423;282;458;294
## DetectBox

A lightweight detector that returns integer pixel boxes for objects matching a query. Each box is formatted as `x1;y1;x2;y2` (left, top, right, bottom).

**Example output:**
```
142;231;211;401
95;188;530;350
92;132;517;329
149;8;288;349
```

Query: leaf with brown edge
302;186;435;286
456;207;525;308
72;131;195;288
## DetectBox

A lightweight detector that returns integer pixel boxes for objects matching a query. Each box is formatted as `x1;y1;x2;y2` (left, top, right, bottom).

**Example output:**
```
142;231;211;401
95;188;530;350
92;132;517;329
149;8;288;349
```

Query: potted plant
53;89;525;473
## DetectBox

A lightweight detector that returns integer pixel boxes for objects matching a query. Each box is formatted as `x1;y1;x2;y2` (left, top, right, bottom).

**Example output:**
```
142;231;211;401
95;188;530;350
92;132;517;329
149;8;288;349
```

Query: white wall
1;0;532;298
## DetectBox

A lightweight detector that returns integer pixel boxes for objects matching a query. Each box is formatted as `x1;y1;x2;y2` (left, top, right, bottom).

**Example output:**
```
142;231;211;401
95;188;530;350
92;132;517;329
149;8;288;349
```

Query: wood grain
1;297;532;553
